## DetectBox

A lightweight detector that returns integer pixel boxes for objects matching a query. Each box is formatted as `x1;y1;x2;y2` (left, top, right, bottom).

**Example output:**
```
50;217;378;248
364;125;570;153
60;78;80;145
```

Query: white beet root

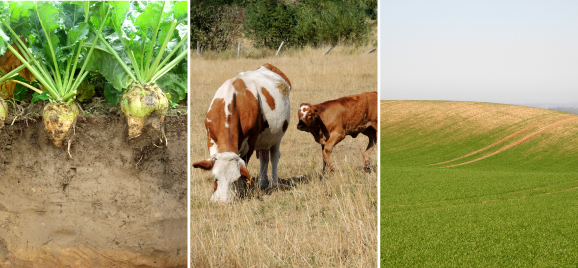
120;83;168;139
42;102;80;147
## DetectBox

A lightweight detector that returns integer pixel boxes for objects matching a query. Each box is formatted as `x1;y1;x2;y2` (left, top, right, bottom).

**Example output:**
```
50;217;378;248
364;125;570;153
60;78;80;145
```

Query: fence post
197;41;200;56
362;48;376;55
275;41;285;56
322;46;333;56
237;41;241;58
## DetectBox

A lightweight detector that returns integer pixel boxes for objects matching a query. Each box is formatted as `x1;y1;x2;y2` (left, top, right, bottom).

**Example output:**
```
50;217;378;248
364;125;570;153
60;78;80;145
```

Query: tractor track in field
433;115;578;168
386;185;578;215
506;179;578;194
429;114;571;166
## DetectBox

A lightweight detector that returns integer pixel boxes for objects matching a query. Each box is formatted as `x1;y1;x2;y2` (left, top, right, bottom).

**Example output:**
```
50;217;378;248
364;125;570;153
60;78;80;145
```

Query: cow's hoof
258;181;269;190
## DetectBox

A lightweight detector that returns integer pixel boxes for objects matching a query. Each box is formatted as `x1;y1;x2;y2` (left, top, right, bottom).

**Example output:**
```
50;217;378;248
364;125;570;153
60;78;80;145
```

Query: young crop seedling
87;1;188;139
0;1;109;146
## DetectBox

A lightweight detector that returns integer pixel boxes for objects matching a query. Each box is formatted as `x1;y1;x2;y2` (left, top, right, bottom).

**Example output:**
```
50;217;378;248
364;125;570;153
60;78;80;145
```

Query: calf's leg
321;144;327;173
322;132;344;173
362;128;377;172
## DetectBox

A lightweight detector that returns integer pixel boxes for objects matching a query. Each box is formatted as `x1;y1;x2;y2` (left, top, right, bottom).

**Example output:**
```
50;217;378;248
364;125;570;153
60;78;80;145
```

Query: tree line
191;0;377;51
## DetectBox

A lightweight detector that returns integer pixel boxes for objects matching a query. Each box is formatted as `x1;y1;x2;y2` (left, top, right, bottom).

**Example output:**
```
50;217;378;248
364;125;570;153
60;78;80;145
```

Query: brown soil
0;102;187;267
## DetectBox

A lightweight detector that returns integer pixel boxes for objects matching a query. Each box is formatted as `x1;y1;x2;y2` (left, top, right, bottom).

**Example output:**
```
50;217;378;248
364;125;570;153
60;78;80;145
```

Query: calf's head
297;103;318;131
193;152;252;204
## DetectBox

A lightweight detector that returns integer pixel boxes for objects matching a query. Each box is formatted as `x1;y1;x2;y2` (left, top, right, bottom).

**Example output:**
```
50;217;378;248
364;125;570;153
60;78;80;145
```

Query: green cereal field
381;100;578;267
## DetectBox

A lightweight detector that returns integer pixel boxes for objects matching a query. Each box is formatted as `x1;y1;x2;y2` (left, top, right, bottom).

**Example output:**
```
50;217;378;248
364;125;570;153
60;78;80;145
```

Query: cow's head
297;103;318;131
193;152;252;204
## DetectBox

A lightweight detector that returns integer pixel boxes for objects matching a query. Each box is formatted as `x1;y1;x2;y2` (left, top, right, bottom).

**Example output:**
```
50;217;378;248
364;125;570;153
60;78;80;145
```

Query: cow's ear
193;159;214;170
240;165;254;184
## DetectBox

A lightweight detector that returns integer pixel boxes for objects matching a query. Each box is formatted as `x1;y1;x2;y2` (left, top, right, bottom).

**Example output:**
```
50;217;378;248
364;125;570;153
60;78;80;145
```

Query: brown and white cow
297;91;377;173
193;64;292;204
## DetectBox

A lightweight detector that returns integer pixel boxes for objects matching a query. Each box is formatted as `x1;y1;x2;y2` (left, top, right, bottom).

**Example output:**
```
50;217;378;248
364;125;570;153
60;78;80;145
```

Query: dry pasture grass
191;48;377;267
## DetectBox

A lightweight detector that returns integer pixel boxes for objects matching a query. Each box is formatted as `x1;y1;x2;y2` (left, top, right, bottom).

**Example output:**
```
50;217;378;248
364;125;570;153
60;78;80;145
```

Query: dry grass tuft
191;47;377;267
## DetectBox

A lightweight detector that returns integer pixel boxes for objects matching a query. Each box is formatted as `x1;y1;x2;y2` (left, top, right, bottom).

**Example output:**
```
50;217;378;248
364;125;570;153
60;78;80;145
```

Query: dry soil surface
0;103;187;267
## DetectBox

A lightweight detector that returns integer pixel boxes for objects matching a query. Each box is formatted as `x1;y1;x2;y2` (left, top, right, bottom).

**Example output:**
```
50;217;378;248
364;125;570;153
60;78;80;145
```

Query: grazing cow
297;91;377;173
193;64;292;204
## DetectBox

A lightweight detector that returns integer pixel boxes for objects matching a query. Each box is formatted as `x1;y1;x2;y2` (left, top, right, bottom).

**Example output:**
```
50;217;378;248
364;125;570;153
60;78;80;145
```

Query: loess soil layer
0;102;187;267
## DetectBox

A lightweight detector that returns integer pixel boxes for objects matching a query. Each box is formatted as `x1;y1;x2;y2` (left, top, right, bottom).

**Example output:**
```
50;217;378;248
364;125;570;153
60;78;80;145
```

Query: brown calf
297;91;377;172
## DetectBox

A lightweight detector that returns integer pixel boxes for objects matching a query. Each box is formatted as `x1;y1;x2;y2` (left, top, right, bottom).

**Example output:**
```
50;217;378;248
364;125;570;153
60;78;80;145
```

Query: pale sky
380;1;578;105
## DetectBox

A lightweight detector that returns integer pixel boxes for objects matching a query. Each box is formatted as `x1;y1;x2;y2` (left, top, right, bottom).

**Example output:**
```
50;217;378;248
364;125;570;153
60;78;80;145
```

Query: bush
195;0;373;51
191;1;245;51
360;0;377;20
243;0;296;49
293;0;370;47
243;0;370;48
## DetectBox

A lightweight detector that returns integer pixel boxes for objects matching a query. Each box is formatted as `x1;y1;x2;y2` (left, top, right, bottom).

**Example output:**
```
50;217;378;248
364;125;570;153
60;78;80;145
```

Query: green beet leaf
84;1;188;95
31;91;50;103
103;82;123;105
0;1;110;103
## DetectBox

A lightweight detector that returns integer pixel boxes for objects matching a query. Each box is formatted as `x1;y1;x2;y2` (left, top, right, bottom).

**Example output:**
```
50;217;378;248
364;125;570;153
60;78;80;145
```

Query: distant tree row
190;0;377;51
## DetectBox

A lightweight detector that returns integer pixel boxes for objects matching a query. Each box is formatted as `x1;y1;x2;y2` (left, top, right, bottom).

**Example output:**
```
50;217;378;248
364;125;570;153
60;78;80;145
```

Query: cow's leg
242;150;253;166
322;132;344;173
270;143;281;187
258;149;270;189
362;128;377;172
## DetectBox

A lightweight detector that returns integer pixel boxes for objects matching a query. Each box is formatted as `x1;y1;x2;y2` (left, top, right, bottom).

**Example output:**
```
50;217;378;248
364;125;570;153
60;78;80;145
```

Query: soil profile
0;102;187;267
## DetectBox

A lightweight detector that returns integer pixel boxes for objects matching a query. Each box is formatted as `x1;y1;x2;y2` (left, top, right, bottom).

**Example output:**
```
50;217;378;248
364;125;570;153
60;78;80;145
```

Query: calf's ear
240;165;254;184
193;159;214;170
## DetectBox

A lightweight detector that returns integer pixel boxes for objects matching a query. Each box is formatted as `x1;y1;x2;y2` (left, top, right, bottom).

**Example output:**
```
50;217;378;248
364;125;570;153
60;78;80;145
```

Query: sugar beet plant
88;1;188;139
0;1;109;146
0;65;27;132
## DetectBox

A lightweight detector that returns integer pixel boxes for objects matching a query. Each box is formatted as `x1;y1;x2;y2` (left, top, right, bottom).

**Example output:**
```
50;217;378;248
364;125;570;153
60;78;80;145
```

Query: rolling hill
381;100;578;267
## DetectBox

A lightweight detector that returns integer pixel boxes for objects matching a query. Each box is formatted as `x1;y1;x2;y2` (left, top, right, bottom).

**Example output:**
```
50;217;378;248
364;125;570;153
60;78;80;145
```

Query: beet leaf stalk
0;66;25;132
86;1;188;139
0;1;109;146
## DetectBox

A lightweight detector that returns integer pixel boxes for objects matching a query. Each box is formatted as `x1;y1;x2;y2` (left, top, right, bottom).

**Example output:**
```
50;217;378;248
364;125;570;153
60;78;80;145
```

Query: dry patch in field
191;49;377;267
382;101;565;151
441;116;578;167
429;114;570;166
382;100;578;167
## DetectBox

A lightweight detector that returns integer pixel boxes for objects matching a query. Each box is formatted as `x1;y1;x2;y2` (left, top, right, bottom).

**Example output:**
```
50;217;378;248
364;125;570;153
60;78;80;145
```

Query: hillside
381;100;578;267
